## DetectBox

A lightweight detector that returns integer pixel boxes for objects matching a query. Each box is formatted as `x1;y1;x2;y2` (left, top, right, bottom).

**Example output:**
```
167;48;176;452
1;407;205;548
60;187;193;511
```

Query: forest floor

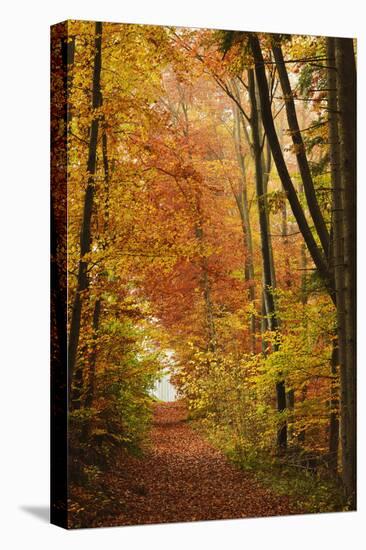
89;401;301;528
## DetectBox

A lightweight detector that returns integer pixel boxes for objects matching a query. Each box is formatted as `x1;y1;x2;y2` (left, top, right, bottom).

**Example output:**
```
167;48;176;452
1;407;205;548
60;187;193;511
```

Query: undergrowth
192;418;348;515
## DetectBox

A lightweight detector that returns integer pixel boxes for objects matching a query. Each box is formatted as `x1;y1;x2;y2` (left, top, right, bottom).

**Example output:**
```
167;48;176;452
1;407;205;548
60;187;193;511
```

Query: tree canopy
51;21;356;528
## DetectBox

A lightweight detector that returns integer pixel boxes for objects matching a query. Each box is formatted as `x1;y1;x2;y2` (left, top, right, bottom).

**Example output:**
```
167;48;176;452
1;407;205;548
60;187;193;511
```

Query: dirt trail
105;401;298;527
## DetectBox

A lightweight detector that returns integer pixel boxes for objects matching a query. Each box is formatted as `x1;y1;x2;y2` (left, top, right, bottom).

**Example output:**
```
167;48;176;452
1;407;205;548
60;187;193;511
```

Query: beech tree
247;32;355;505
68;21;103;398
54;22;356;524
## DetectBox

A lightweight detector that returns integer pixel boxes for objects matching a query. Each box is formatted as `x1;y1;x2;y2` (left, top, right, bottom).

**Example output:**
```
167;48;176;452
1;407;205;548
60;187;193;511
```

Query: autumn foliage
51;21;356;528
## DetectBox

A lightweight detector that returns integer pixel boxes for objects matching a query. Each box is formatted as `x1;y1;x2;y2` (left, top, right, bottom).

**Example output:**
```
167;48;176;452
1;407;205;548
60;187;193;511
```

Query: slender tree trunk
102;129;110;233
327;37;344;475
328;342;340;473
297;199;308;446
286;388;295;443
232;102;256;352
259;100;276;291
81;298;101;441
272;38;330;256
261;291;268;353
249;34;334;301
297;387;307;446
82;127;110;412
282;201;292;288
68;22;103;396
335;37;357;507
248;69;287;450
277;111;292;290
248;71;276;331
83;299;102;410
281;193;295;438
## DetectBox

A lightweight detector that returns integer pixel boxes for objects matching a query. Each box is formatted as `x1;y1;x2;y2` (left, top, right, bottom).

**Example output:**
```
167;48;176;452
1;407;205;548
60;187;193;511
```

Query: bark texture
334;37;357;507
248;69;287;449
249;34;333;300
68;22;103;396
272;39;330;256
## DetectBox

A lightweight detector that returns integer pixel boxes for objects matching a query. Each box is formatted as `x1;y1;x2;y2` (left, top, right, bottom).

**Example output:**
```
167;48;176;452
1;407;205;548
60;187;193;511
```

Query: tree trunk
68;22;103;397
282;193;294;438
249;34;334;301
335;37;357;508
83;299;102;410
259;98;276;291
248;69;287;450
232;101;256;352
327;37;344;476
248;70;276;330
297;198;308;446
328;341;340;473
81;298;102;441
272;38;330;257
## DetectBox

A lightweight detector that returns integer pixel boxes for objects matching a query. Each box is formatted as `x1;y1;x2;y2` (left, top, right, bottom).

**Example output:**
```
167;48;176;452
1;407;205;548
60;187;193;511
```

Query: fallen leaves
69;401;300;528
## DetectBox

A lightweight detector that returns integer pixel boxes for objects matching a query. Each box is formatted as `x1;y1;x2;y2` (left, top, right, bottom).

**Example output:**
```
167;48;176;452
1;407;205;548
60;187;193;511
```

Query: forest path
107;401;298;527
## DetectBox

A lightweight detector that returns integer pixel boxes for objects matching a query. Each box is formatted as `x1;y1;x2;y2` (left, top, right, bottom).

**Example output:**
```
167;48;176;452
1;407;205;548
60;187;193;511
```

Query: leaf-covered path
104;402;299;527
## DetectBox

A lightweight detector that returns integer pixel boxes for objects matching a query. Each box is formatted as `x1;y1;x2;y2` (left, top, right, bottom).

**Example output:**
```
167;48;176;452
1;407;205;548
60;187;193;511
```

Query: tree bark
298;197;308;446
271;38;330;257
232;100;256;352
335;37;357;507
328;342;340;473
248;69;287;450
262;140;277;290
83;299;102;410
68;22;103;396
248;34;334;301
327;37;344;476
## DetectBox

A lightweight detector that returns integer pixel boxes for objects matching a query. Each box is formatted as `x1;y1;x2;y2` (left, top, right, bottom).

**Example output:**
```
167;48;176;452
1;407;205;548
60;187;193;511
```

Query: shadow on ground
20;506;49;523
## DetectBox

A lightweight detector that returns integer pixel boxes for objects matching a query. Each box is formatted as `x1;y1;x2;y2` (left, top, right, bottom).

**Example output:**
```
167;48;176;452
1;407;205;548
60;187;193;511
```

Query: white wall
151;373;178;402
